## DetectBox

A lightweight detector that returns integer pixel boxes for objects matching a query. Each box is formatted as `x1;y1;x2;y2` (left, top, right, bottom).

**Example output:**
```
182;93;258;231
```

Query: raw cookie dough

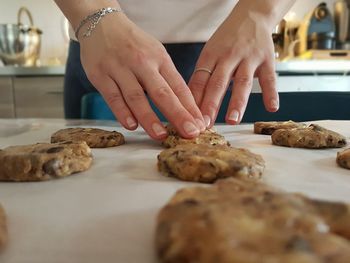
254;120;306;135
156;178;350;263
272;124;347;149
337;148;350;169
51;128;125;148
157;144;265;183
0;141;92;181
0;204;7;250
162;125;230;148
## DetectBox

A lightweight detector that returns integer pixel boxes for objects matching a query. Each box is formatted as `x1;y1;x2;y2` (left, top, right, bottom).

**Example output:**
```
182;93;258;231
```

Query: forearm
54;0;121;30
228;0;296;30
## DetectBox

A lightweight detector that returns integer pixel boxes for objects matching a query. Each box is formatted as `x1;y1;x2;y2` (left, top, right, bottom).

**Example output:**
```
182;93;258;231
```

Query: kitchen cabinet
0;66;65;118
0;77;15;118
13;77;64;118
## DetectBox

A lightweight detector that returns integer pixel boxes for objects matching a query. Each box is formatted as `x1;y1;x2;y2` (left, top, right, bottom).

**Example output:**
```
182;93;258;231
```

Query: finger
115;70;168;140
226;60;258;125
160;61;205;132
199;59;238;128
188;52;216;108
256;60;279;112
90;76;139;130
135;67;200;139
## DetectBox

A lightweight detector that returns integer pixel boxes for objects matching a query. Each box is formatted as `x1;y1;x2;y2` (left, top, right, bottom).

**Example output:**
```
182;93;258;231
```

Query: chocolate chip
261;127;275;135
285;236;312;252
46;147;64;153
42;159;61;176
338;139;347;146
241;196;255;205
60;141;73;144
263;191;274;201
308;140;315;146
183;199;200;206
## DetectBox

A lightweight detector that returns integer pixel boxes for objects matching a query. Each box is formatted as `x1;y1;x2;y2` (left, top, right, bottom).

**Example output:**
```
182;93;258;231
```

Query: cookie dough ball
51;128;125;148
156;178;350;263
0;204;7;250
0;141;92;181
254;120;305;135
157;144;265;183
337;148;350;169
162;125;230;148
272;124;347;149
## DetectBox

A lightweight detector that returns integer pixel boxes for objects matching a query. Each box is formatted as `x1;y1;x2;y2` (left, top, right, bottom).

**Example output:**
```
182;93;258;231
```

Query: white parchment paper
0;119;349;263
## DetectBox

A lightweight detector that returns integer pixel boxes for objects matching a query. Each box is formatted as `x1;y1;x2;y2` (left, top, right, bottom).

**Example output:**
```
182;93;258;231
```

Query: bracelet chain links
75;7;123;40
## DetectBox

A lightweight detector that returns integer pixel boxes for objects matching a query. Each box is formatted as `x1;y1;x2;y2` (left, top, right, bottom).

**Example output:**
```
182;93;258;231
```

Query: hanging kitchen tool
334;0;350;49
0;7;43;66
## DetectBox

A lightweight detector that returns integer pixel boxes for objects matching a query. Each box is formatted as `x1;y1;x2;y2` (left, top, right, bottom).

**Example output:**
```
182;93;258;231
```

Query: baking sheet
0;119;349;263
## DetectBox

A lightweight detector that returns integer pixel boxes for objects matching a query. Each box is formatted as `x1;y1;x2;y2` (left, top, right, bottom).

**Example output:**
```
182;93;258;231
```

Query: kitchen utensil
0;7;42;66
334;0;350;49
272;19;286;60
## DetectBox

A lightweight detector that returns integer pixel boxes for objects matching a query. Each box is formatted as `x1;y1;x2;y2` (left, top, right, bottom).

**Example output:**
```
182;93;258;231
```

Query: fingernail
228;110;239;122
203;115;211;128
195;118;206;132
152;123;167;137
126;117;137;128
183;121;200;136
270;99;279;110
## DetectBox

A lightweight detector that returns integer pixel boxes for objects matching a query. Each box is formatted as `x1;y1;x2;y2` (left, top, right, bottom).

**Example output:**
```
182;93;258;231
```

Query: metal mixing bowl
0;23;42;66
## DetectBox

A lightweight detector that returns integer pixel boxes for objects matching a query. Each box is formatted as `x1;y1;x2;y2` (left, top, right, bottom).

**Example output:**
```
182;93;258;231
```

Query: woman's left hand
188;7;279;127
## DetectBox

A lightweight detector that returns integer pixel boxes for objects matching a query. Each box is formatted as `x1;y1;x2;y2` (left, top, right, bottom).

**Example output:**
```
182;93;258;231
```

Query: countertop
0;60;350;76
0;119;350;263
0;66;65;76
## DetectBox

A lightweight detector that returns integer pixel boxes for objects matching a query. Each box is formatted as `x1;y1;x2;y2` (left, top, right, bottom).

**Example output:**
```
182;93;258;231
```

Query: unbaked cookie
162;125;230;148
254;120;306;135
0;203;7;250
51;128;125;148
157;144;265;183
337;148;350;170
156;178;350;263
272;124;347;149
0;141;92;181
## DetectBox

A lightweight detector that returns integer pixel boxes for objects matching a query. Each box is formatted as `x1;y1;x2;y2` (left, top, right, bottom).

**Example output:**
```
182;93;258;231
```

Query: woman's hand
79;13;205;140
189;0;295;127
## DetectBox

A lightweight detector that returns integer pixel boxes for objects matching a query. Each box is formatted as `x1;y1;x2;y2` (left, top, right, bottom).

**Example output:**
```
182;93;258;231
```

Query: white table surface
0;119;350;263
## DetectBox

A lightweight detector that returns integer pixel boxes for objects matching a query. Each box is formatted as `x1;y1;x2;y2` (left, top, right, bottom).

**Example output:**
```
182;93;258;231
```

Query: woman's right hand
78;12;205;140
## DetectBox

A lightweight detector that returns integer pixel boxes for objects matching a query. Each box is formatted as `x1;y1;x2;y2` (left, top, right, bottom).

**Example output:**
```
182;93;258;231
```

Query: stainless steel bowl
0;24;42;66
0;7;42;66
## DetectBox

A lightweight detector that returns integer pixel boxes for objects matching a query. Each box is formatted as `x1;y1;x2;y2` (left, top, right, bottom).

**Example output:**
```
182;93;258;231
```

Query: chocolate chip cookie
0;141;92;181
272;124;347;149
51;128;125;148
162;125;230;148
0;203;7;251
254;120;306;135
157;144;265;183
337;148;350;170
156;178;350;263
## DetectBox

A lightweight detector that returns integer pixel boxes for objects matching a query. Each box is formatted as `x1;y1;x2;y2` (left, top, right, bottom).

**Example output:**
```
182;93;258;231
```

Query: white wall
0;0;339;65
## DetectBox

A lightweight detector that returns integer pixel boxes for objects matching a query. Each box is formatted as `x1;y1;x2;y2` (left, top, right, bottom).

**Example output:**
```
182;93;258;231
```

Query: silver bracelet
75;7;123;39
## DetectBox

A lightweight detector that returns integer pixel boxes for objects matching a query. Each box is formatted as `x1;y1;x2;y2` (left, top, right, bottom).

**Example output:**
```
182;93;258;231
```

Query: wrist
55;0;121;31
227;0;295;30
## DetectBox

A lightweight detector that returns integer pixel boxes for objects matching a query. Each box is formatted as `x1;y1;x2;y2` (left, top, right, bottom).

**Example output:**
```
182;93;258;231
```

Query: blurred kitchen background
0;0;349;121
